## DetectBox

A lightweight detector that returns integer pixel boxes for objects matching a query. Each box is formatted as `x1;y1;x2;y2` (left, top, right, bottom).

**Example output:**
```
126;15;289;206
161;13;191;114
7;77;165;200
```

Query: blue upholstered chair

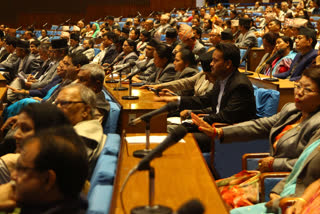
203;86;280;179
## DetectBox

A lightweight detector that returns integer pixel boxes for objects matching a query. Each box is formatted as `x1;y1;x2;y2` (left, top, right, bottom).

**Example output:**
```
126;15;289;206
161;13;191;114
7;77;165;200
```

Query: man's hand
1;115;19;132
158;89;176;96
191;113;218;138
180;110;191;120
154;96;179;103
32;97;42;102
26;74;35;82
6;86;26;95
140;85;160;90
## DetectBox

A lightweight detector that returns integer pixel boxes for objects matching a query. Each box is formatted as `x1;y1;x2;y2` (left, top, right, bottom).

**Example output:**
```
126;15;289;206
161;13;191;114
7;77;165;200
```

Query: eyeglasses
53;100;85;107
294;83;319;95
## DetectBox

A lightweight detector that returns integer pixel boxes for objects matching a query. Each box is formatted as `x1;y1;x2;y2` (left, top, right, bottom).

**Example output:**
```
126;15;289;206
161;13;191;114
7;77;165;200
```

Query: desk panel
109;133;229;214
104;82;168;133
239;69;295;111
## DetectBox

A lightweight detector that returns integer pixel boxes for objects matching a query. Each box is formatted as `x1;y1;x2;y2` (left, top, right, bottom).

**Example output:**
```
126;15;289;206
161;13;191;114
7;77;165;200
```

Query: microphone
95;18;102;22
42;23;48;28
170;8;176;14
135;125;188;170
240;44;254;65
16;26;22;31
105;53;125;68
265;49;285;65
112;61;136;74
65;18;71;24
79;18;85;22
176;199;205;214
137;11;142;17
124;65;147;80
129;102;179;126
149;11;155;17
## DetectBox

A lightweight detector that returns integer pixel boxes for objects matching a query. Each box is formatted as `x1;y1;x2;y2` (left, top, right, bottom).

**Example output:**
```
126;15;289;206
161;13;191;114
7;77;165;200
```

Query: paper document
126;135;185;144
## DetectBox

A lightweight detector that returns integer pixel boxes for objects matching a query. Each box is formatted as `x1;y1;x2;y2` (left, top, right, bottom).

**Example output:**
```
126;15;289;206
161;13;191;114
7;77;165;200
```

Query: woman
137;30;150;54
37;29;49;43
111;39;138;74
255;32;279;74
266;36;297;76
91;23;100;38
144;43;176;84
171;48;198;94
0;103;71;184
192;68;320;211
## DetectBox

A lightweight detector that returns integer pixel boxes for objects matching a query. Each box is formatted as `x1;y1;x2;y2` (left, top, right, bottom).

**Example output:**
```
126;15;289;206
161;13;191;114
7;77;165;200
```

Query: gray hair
80;64;105;91
62;83;97;117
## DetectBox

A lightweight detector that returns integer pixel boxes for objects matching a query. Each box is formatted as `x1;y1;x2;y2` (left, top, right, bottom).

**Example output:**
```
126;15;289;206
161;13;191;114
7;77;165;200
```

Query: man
144;19;155;38
0;36;19;74
69;33;84;55
0;31;9;63
55;84;106;176
216;3;228;17
155;43;256;152
2;127;88;213
92;31;118;65
133;17;141;30
76;64;110;123
165;28;179;49
178;24;206;59
267;19;282;35
29;40;40;58
106;16;120;32
281;2;293;16
235;18;258;48
207;28;221;52
274;27;318;81
4;39;41;86
253;1;264;12
132;39;157;82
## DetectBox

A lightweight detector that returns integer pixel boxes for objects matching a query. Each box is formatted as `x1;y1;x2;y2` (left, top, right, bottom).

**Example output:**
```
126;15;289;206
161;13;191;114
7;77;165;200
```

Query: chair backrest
253;85;280;118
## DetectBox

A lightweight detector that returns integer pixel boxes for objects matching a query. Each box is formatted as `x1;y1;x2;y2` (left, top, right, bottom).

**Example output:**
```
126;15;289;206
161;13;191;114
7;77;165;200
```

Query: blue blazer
274;49;318;81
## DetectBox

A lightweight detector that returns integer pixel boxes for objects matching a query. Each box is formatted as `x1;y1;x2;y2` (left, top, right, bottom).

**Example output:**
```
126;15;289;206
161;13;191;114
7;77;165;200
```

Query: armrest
260;172;290;202
242;153;271;170
279;197;298;213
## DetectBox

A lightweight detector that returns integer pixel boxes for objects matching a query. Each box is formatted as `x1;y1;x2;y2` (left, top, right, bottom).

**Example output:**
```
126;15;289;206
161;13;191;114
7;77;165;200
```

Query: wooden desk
109;133;229;214
104;82;168;133
239;69;295;111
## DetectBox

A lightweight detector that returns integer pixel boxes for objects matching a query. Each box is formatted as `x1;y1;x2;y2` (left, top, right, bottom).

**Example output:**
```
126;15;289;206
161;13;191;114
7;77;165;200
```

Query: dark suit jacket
222;103;320;172
101;44;118;65
180;69;256;125
146;63;176;84
274;49;318;81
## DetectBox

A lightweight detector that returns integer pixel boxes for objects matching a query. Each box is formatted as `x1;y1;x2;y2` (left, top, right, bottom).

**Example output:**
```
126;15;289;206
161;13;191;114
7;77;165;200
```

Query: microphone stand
243;56;253;76
131;163;172;214
122;77;139;100
133;119;153;158
263;71;279;82
105;72;119;83
113;70;128;91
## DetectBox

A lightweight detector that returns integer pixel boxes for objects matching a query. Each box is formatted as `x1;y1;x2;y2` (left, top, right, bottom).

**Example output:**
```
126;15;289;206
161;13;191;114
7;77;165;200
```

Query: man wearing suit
0;31;9;63
178;24;207;59
274;27;318;81
92;32;118;66
69;33;84;55
156;43;256;152
235;18;258;48
0;36;20;74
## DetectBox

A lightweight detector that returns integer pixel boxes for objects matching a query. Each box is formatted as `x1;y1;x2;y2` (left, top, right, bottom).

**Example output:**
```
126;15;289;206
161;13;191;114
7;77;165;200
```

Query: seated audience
274;27;317;81
266;36;297;76
69;33;84;55
235;18;258;48
82;38;95;61
37;29;50;43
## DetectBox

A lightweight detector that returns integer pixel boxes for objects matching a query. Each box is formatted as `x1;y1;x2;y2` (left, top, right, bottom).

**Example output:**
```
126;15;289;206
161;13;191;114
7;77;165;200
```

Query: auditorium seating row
87;90;121;214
